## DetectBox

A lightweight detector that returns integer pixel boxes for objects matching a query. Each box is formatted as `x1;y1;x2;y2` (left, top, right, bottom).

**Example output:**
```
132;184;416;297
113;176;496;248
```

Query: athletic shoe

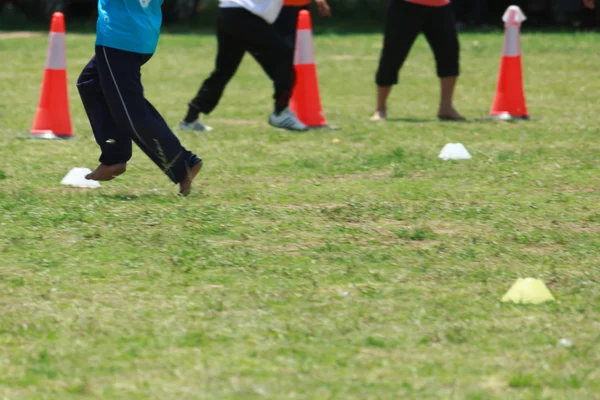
179;120;212;132
269;108;308;131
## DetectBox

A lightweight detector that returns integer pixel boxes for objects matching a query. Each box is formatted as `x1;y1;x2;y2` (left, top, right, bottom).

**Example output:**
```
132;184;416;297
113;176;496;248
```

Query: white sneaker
179;120;212;132
269;108;308;131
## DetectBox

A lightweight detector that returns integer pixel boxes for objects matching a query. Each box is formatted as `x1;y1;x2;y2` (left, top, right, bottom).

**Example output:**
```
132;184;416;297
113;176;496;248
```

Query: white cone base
30;131;61;139
438;143;472;160
60;168;100;188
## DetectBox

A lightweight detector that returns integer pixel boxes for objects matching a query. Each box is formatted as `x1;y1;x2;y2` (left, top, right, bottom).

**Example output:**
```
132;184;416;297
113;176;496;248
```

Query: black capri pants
375;0;460;87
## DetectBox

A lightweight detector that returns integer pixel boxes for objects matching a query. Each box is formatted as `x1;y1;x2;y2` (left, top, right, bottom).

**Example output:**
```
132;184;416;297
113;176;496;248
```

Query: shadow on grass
98;192;198;201
385;117;501;124
99;193;155;202
385;118;437;124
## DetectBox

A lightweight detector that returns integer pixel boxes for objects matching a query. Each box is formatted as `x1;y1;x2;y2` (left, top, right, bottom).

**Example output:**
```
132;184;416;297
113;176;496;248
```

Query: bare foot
438;108;466;121
370;109;387;121
86;163;127;181
179;161;203;196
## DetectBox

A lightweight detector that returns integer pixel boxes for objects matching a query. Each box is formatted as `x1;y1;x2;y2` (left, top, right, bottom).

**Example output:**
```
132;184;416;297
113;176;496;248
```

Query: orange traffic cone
30;12;74;139
489;6;529;120
290;10;328;128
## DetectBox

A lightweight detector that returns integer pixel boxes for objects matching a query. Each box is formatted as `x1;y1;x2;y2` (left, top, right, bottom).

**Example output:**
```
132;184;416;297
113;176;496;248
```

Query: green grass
1;29;599;399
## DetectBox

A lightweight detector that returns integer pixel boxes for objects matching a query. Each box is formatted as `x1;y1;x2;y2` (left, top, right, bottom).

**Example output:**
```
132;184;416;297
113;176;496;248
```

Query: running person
372;0;465;121
180;0;307;132
77;0;203;195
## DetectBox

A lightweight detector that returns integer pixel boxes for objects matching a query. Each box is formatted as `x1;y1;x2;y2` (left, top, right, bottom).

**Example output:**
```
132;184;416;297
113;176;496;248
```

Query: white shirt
219;0;284;24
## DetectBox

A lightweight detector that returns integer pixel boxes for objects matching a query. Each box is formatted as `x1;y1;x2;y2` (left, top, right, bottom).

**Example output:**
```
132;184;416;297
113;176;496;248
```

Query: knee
278;45;294;66
376;41;407;86
206;70;234;89
376;76;398;87
76;70;97;89
435;41;460;78
376;62;399;87
76;76;95;98
282;34;295;50
76;73;88;87
436;62;460;79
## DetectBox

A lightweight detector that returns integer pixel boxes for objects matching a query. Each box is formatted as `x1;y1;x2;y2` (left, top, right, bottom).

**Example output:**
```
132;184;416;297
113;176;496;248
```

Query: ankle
184;109;200;124
274;107;287;116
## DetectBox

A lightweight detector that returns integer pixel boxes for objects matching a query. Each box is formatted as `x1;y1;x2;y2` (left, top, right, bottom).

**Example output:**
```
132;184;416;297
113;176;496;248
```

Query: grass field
1;28;599;399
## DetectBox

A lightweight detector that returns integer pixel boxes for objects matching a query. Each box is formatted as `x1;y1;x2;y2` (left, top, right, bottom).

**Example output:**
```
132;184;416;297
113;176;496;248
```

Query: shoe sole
268;120;308;132
178;123;213;132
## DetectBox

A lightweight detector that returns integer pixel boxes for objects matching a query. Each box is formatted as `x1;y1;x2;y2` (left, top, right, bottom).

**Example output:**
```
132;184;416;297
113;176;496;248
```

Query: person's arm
583;0;595;9
315;0;331;17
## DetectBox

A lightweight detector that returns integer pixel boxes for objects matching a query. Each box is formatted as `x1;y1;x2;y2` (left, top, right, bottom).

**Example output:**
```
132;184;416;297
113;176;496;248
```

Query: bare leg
371;86;392;121
86;163;127;181
438;76;465;121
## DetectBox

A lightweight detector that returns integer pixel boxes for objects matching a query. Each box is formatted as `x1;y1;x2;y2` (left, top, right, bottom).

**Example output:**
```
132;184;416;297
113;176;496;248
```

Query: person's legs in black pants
272;4;311;117
184;9;246;124
79;45;202;194
422;5;464;120
184;8;296;126
77;55;132;169
241;14;295;114
238;10;304;130
372;0;427;120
